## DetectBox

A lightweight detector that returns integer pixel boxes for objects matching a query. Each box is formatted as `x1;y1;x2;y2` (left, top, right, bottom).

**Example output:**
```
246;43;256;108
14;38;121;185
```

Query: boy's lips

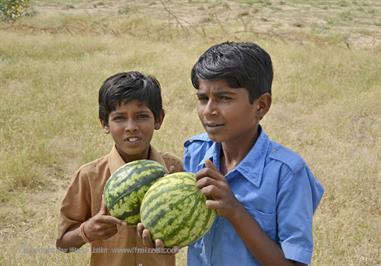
204;122;224;127
204;122;225;131
124;136;142;143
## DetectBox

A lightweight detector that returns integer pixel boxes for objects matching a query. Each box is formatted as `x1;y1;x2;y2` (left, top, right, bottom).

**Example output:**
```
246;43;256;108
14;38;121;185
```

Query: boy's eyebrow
213;90;236;96
110;111;125;116
110;110;151;116
196;90;237;97
135;110;152;115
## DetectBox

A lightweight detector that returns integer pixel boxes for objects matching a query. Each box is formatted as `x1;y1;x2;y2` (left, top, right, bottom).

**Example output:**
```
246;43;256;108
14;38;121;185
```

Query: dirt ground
33;0;381;49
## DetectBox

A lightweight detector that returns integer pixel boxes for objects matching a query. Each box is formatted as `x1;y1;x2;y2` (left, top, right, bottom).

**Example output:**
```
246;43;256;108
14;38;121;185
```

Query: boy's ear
100;119;110;134
255;93;272;119
154;110;165;130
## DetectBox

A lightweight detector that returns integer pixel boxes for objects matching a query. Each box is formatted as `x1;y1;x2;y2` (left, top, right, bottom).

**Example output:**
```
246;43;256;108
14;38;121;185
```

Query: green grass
0;0;380;265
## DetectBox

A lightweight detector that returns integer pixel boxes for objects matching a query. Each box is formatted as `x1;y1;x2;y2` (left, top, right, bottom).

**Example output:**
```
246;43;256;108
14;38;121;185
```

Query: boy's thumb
205;159;217;171
99;195;107;215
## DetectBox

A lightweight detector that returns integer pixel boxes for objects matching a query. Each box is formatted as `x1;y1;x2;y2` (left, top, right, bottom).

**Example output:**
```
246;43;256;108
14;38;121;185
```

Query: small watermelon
103;159;167;225
140;172;216;247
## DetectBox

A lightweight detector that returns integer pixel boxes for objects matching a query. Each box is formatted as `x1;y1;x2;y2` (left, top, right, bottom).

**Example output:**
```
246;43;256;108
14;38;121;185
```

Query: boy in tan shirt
56;71;182;266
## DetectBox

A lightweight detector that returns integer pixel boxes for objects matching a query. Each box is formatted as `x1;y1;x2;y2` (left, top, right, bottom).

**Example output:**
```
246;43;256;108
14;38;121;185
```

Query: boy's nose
124;120;138;132
203;101;218;117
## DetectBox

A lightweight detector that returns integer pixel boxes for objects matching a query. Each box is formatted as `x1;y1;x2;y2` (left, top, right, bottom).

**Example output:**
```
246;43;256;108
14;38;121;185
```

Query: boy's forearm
228;205;298;266
56;225;86;252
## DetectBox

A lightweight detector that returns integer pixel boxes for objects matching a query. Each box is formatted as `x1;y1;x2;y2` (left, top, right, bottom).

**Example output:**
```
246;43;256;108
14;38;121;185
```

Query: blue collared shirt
184;127;324;266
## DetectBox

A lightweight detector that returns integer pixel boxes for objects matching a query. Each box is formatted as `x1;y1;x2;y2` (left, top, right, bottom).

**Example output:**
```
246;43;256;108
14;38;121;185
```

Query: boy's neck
220;128;260;175
116;146;151;163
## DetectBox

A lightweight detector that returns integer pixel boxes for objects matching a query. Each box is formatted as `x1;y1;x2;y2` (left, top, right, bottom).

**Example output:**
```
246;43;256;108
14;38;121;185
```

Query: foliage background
0;0;30;21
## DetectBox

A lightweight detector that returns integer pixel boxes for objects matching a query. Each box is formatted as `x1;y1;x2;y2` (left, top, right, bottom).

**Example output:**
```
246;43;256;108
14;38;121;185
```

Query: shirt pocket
245;207;277;240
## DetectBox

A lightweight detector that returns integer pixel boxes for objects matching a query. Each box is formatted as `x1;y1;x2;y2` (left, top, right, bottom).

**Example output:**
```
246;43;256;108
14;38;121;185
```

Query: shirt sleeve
276;165;324;264
57;169;92;240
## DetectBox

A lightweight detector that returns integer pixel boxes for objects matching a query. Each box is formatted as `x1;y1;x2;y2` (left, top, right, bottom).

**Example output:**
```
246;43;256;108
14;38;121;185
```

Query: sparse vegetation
0;0;30;21
0;0;380;265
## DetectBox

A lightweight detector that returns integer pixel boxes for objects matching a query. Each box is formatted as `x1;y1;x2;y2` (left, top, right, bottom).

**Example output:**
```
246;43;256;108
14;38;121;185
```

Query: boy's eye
197;95;208;103
219;96;231;101
136;113;151;119
112;116;125;121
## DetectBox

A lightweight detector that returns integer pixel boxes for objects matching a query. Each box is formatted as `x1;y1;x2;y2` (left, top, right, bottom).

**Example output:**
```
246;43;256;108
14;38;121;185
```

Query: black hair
99;71;163;125
191;41;273;103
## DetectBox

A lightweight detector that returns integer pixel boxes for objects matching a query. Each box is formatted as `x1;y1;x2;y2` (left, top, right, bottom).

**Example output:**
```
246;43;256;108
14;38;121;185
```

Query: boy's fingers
142;229;154;247
168;165;176;174
196;165;224;181
172;246;180;254
137;223;144;238
196;168;217;181
201;185;223;199
205;159;218;171
101;227;118;237
103;230;118;240
155;239;164;249
99;215;125;226
196;176;219;189
205;199;221;210
99;197;107;215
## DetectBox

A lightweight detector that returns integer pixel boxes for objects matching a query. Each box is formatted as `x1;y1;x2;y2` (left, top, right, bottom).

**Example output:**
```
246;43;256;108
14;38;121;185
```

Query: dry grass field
0;0;380;265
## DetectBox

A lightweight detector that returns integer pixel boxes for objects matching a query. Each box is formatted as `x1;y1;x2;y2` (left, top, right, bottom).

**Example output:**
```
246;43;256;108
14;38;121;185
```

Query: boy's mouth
204;122;224;129
124;136;142;143
204;123;224;127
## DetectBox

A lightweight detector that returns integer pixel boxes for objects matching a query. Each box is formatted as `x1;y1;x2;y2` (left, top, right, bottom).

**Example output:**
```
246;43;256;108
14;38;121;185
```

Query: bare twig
158;0;205;38
159;0;189;33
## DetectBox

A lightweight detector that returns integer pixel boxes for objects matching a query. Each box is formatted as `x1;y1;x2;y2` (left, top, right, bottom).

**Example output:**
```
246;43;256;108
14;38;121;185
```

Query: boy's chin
205;133;225;143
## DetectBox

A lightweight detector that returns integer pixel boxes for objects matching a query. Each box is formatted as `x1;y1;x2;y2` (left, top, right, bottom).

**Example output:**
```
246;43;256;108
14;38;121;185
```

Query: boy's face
103;100;163;162
196;79;264;144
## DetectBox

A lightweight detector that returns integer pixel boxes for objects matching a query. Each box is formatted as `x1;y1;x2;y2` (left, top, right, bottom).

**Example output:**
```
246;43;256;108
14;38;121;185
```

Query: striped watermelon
103;159;167;225
140;172;216;247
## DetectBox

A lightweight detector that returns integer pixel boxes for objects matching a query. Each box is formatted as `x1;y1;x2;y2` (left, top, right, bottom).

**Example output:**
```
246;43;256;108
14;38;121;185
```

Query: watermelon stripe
141;183;195;210
161;193;199;243
185;199;214;244
145;190;198;229
141;173;196;219
141;179;195;204
109;166;165;193
109;178;152;208
140;171;216;247
164;195;206;247
105;160;164;189
141;186;196;223
103;159;167;225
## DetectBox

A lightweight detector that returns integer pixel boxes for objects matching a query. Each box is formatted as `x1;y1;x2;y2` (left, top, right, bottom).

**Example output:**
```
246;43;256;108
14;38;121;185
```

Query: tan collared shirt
57;146;183;266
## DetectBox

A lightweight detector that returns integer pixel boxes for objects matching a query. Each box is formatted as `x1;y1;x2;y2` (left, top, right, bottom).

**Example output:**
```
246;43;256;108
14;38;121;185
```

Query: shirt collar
108;145;168;174
236;127;270;187
198;142;220;170
197;126;270;187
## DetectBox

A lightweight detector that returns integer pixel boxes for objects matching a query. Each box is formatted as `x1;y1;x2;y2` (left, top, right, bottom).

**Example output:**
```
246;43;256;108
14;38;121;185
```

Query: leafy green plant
0;0;30;21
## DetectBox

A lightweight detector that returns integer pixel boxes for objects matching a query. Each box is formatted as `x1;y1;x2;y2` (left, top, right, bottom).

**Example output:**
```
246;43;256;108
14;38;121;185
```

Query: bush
0;0;30;21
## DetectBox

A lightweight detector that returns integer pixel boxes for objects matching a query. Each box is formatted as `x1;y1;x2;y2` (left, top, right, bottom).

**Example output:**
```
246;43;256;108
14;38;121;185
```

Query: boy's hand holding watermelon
195;160;241;219
82;198;126;242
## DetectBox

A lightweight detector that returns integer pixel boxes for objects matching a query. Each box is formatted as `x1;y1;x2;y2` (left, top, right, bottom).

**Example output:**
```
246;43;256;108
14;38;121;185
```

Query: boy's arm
228;202;305;266
56;199;125;251
56;225;86;251
197;160;305;266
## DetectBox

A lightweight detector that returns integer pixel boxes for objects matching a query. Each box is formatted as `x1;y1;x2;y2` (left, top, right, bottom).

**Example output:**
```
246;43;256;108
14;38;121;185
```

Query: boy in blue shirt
184;42;324;265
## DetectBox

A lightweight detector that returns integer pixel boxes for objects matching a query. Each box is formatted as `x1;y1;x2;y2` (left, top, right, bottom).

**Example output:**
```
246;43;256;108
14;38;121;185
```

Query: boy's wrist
228;201;246;224
79;222;92;243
